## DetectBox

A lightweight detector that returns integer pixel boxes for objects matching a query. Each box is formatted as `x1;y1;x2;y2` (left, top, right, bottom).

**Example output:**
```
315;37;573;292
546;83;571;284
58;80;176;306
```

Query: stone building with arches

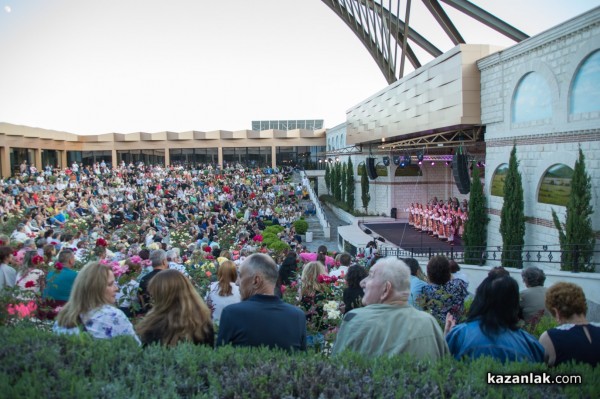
479;8;600;266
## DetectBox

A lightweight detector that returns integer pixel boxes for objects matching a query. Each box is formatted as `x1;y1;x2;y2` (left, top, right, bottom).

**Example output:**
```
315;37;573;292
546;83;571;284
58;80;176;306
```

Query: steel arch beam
422;0;465;45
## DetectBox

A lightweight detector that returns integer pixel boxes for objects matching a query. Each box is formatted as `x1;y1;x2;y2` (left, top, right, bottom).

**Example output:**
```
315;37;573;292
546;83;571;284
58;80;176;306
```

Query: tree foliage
340;162;347;204
500;144;525;268
463;166;489;265
551;147;596;272
361;166;370;211
346;157;355;211
333;162;342;201
324;163;331;194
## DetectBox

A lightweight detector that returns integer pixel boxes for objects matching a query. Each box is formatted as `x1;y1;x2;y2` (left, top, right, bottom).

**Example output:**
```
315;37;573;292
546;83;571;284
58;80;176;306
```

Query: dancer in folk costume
438;210;447;241
408;203;415;227
415;204;422;230
432;208;440;237
421;205;429;233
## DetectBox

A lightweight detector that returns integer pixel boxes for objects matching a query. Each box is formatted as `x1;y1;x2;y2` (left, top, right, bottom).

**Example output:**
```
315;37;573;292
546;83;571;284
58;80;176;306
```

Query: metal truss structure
321;0;529;84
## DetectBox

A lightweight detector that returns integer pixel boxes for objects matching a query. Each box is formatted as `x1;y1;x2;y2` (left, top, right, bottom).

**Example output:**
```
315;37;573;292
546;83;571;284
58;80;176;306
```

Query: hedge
0;326;597;398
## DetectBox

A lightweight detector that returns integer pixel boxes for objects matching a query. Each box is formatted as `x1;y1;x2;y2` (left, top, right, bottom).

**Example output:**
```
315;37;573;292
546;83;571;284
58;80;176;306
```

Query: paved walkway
300;198;348;253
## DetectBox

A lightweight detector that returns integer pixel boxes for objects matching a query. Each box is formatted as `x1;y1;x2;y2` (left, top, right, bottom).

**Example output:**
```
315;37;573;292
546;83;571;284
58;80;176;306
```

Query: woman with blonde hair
300;261;327;298
206;260;241;322
137;269;214;347
53;262;140;344
299;261;333;340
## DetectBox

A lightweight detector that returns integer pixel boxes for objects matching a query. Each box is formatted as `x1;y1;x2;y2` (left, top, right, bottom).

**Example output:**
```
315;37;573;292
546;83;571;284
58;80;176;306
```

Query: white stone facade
478;8;600;270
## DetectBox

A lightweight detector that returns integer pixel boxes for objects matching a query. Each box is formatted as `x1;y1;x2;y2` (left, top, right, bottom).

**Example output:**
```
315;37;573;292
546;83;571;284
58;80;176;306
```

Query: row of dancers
407;201;468;245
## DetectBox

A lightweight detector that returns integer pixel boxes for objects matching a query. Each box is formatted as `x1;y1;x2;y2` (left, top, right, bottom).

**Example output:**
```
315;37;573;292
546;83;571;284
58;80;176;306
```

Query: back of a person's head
448;260;460;274
0;246;13;263
317;245;328;255
339;252;352;266
150;249;167;268
402;258;421;277
141;269;212;346
217;260;237;296
301;261;327;295
545;282;587;319
521;266;546;288
426;255;451;285
139;249;150;260
468;275;520;336
57;262;109;328
245;253;278;285
372;257;411;295
57;249;74;265
345;264;368;289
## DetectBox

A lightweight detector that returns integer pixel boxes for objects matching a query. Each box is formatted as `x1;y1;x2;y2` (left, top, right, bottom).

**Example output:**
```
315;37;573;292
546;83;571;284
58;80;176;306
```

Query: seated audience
539;282;599;367
41;249;78;318
329;252;351;278
333;257;449;359
445;273;544;363
449;259;469;288
402;257;428;309
206;260;241;322
137;249;168;315
299;245;335;268
421;255;468;326
217;253;306;351
136;269;214;347
53;262;140;344
16;250;46;295
0;246;17;291
341;264;367;314
520;266;549;323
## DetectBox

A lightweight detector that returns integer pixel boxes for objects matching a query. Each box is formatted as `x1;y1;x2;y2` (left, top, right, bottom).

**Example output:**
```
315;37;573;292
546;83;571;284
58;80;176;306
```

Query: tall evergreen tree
551;147;596;272
463;166;489;264
324;163;331;194
346;157;355;210
340;162;347;204
500;144;525;268
361;165;370;212
334;162;342;201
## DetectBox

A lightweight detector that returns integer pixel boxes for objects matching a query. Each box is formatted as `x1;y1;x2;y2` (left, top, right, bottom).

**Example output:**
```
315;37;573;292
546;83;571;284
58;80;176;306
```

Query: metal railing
373;245;600;271
298;170;330;238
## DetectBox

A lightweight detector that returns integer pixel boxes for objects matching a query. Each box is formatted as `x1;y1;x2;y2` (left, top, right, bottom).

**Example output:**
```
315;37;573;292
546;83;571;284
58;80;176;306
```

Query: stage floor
364;223;463;251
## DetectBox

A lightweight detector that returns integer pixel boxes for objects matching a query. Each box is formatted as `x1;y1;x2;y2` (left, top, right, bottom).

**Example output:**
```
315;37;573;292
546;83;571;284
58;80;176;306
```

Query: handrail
299;170;330;238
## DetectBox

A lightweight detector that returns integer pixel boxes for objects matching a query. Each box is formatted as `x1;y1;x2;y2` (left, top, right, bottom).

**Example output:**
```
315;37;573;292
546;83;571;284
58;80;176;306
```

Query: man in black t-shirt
137;249;168;315
217;253;306;351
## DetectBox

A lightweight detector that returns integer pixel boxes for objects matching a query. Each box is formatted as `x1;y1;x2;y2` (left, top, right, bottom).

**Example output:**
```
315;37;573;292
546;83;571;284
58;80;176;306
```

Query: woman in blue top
445;269;544;363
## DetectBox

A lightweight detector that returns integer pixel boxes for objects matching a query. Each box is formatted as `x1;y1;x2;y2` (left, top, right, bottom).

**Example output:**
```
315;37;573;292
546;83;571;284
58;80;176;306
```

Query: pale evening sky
0;0;597;135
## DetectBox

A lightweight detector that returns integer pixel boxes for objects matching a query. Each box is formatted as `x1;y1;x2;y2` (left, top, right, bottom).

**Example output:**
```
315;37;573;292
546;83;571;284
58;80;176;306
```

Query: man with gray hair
137;249;168;315
217;253;306;351
520;266;549;322
333;257;449;359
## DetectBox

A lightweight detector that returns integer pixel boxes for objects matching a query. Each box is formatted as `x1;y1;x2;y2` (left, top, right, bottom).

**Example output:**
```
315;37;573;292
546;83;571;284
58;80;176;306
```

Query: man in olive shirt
333;257;449;359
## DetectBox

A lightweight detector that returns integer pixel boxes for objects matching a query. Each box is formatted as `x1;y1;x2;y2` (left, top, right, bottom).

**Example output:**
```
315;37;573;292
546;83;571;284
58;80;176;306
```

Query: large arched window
538;164;574;206
394;165;422;177
512;72;552;123
357;162;365;176
570;50;600;115
491;163;508;197
375;162;388;177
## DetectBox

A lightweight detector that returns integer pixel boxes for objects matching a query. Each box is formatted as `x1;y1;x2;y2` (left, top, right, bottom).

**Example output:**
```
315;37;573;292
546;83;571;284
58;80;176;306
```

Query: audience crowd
0;162;597;368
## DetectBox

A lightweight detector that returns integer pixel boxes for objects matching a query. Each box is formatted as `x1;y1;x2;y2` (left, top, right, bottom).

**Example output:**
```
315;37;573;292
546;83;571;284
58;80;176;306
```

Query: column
111;149;117;167
0;146;9;178
34;149;42;170
164;146;170;167
271;146;277;168
218;147;223;168
60;150;67;169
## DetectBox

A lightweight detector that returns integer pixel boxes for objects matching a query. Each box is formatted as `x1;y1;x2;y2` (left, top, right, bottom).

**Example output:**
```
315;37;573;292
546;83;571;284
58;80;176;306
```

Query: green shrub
264;225;285;235
267;240;290;254
293;219;308;235
263;220;273;227
0;326;596;398
262;232;279;246
236;211;244;219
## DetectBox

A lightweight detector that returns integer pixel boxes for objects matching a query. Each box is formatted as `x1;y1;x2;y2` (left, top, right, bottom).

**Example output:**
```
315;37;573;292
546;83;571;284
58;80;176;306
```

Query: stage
364;222;463;251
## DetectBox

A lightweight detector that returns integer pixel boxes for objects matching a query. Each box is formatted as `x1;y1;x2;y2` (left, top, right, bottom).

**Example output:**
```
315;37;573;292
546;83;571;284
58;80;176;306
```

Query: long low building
0;122;326;177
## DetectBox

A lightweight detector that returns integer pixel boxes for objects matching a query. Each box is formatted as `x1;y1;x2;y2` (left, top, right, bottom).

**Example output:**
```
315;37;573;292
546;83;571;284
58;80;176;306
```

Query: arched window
357;162;365;176
376;162;388;177
570;50;600;115
491;163;508;197
394;165;422;177
538;164;574;206
512;72;552;123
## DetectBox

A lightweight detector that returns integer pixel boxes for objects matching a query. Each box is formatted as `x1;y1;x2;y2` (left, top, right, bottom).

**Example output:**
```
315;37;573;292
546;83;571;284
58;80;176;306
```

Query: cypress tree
334;162;342;201
500;144;525;268
463;166;489;264
340;162;347;204
324;163;331;194
361;165;370;212
551;147;596;272
346;157;355;211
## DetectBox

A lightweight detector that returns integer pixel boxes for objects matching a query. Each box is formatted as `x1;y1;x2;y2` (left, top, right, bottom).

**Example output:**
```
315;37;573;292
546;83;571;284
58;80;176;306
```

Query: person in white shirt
206;260;241;322
330;252;352;278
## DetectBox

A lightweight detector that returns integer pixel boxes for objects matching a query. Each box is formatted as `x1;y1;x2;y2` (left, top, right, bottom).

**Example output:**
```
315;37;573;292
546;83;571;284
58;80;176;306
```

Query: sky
0;0;597;135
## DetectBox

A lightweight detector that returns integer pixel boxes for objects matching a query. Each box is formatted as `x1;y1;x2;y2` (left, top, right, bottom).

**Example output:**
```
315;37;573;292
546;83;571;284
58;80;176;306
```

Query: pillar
0;146;9;178
34;149;42;171
111;149;117;167
271;146;277;168
218;147;223;168
164;147;170;167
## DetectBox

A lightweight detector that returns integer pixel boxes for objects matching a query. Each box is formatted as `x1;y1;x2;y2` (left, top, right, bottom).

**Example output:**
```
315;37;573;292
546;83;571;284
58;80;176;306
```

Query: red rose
32;255;44;266
55;262;63;271
25;281;35;288
95;238;108;247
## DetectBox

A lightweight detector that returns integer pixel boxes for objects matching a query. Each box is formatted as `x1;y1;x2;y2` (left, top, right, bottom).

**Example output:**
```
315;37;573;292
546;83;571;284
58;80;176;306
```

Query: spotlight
418;161;422;165
445;161;450;166
400;161;406;167
402;154;411;166
364;228;372;235
377;237;386;243
416;151;424;162
393;155;400;166
383;156;390;166
431;161;435;166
